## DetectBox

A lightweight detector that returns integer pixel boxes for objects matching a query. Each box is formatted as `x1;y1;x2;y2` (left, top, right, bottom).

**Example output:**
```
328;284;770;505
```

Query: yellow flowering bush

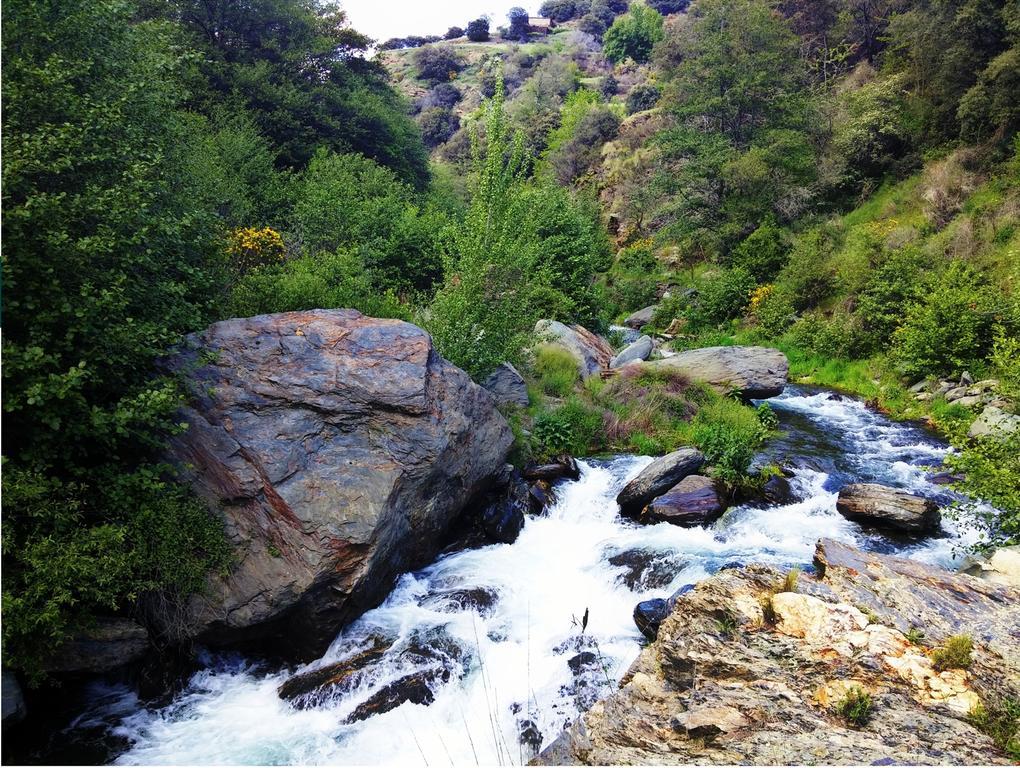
227;226;286;273
748;283;774;313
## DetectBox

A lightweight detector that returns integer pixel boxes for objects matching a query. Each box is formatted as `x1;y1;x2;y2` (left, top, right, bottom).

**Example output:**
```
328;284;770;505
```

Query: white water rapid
65;387;978;765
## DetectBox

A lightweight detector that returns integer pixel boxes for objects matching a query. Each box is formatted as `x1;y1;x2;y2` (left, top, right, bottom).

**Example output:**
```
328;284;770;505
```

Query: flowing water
51;387;977;765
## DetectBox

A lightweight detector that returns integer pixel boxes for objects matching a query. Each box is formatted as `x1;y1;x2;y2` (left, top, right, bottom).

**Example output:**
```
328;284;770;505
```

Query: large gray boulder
482;362;529;408
835;483;941;533
623;305;657;330
616;449;705;517
968;405;1020;439
535;320;613;378
647;346;788;399
611;335;653;369
537;539;1020;765
164;309;513;659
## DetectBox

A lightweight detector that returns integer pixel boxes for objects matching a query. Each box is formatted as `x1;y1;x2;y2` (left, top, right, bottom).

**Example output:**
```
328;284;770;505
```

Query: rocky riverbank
538;538;1020;765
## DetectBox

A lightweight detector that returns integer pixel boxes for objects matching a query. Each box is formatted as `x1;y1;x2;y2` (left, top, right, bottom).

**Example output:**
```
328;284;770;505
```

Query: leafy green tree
508;6;530;39
729;218;790;282
146;0;430;187
466;17;491;41
603;3;665;64
2;0;230;676
414;45;465;84
293;150;446;294
654;0;814;256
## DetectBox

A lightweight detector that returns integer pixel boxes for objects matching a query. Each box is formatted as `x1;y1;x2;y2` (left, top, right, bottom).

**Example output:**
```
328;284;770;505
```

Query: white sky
340;0;541;43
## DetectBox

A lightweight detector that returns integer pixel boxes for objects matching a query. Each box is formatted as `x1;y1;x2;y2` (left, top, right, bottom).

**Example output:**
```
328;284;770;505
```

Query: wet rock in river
481;495;526;544
606;548;687;590
418;587;499;617
633;598;668;640
642;475;726;527
616;448;705;517
278;638;393;707
346;668;449;723
836;483;941;533
523;456;580;482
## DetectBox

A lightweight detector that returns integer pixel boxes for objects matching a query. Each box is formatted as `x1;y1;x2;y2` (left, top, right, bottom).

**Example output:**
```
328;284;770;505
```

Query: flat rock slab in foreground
647;345;788;399
537;538;1019;765
164;309;513;659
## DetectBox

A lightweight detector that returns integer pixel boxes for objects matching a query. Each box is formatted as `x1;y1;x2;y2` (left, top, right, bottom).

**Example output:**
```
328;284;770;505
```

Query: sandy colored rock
835;483;941;533
536;539;1019;765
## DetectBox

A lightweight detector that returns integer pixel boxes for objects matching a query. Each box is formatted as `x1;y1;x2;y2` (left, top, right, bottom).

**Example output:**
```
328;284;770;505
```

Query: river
41;387;977;765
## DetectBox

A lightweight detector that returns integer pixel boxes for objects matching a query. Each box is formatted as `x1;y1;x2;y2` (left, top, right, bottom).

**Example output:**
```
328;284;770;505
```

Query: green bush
533;398;606;458
789;312;863;360
931;634;974;671
856;248;926;354
534;345;581;397
947;431;1020;549
603;3;664;64
753;288;797;339
229;250;410;320
730;218;790;282
686;268;757;331
685;396;769;484
294;150;445;294
836;686;873;727
775;229;836;311
966;698;1020;761
892;262;998;378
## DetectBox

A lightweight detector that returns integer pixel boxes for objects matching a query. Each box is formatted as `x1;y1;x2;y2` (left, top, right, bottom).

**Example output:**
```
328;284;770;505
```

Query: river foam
67;387;975;765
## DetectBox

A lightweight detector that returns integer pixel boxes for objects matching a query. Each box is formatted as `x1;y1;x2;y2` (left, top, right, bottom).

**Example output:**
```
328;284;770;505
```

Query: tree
445;26;465;39
603;3;664;63
144;0;430;188
2;0;231;675
466;17;491;41
654;0;814;255
539;0;579;22
508;6;530;40
414;45;465;84
648;0;690;12
419;107;461;147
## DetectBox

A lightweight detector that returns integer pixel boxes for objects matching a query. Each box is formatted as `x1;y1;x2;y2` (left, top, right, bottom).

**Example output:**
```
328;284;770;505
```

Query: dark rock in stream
616;449;705;517
278;638;393;707
836;483;941;533
418;587;499;616
523;456;580;482
633;599;669;640
519;719;543;758
161;309;513;661
642;475;725;527
567;652;599;675
346;668;449;723
481;495;526;544
606;548;688;590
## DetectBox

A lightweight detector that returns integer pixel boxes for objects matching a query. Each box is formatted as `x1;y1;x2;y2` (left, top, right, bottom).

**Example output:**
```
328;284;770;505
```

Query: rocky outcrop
43;618;149;675
968;405;1020;439
623;306;656;330
611;336;653;369
538;539;1020;765
482;363;530;408
960;545;1020;588
534;320;614;378
642;475;725;527
647;346;788;399
523;456;580;482
616;449;705;517
835;483;941;533
164;309;513;659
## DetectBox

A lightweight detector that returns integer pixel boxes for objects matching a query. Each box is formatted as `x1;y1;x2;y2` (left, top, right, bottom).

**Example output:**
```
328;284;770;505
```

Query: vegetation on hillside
3;0;1018;679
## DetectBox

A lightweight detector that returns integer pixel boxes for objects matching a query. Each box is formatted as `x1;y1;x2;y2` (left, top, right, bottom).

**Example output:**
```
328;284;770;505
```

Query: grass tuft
836;686;873;727
931;634;974;671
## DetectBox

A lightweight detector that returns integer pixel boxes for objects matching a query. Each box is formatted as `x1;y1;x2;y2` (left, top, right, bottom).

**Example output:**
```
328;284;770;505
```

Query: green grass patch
533;343;580;397
931;634;974;671
835;686;873;727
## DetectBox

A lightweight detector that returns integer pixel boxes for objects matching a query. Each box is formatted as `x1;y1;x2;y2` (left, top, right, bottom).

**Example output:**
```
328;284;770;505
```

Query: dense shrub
229;250;408;320
891;262;998;377
648;0;690;12
293;150;445;293
534;344;580;397
775;230;836;310
508;6;530;40
539;0;579;22
947;430;1020;549
686;268;757;331
626;83;661;114
603;3;664;64
533;398;606;458
729;218;790;282
2;0;231;676
414;45;465;84
419;107;461;147
750;285;796;338
579;14;608;39
445;26;464;39
855;248;926;353
600;74;619;98
789;312;863;360
466;17;490;41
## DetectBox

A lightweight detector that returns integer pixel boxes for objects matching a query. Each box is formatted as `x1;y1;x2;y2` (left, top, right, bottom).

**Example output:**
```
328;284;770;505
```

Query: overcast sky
341;0;541;43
